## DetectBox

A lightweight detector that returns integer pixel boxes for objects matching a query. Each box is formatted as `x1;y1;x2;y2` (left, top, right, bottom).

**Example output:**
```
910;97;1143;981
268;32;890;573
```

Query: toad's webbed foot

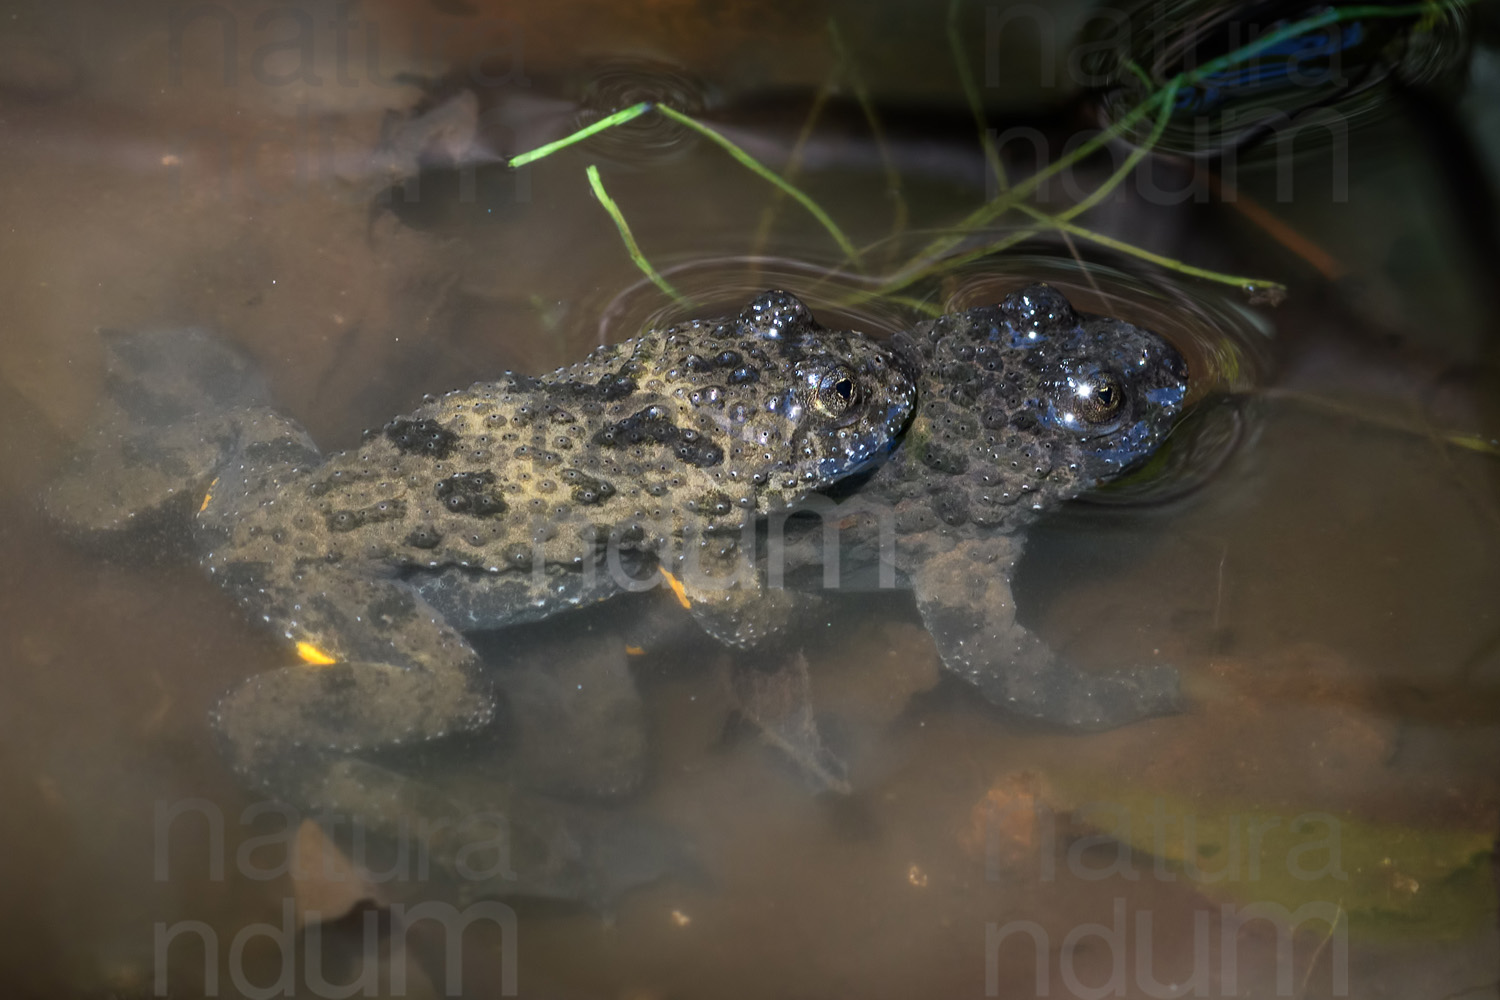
729;650;851;795
45;328;270;539
912;537;1182;730
685;583;821;650
655;548;848;790
487;634;647;801
671;544;823;650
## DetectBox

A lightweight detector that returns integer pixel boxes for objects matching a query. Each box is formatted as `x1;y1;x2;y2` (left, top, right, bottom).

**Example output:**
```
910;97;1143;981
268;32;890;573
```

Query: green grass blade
896;90;1169;276
1054;78;1180;224
655;104;865;266
896;1;1472;286
1047;217;1287;294
947;0;1008;194
585;164;687;304
868;228;1041;297
509;102;654;167
748;76;835;259
828;17;909;262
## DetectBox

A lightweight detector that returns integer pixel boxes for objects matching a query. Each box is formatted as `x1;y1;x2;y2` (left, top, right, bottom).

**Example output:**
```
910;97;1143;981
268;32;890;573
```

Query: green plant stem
1049;218;1287;291
749;75;835;260
1054;78;1180;224
858;231;1037;300
828;17;909;264
655;104;865;266
900;92;1165;274
883;293;946;317
509;102;654;167
1262;389;1500;459
948;0;1007;193
502;0;1456;309
870;57;1181;296
585;164;686;303
897;1;1468;286
867;207;1286;300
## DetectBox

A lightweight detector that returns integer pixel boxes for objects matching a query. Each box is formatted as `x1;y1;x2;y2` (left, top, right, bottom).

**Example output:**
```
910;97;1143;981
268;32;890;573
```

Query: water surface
0;2;1496;997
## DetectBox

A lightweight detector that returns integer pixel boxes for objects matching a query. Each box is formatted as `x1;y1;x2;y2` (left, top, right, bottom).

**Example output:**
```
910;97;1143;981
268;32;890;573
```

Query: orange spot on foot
295;641;338;667
199;477;220;513
625;645;645;656
658;569;692;609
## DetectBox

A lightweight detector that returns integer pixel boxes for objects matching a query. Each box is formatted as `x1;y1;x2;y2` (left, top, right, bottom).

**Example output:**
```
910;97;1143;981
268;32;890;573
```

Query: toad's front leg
912;536;1183;730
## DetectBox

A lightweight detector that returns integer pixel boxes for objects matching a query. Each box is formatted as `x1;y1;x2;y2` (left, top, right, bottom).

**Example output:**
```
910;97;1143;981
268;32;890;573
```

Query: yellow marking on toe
295;641;338;667
658;569;691;609
199;477;220;513
625;645;645;656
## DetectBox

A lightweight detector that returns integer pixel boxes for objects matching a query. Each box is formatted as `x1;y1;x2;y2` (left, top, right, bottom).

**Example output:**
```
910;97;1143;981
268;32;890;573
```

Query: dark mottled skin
391;283;1192;734
400;283;1192;732
791;283;1191;728
45;293;916;823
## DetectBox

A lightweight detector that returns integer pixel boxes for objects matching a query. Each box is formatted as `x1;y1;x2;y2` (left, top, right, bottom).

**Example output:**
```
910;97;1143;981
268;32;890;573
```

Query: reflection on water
1085;0;1475;157
0;0;1496;997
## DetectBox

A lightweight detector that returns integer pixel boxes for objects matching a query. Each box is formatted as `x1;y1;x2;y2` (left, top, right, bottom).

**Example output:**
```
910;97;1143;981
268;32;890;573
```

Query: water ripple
573;56;714;165
1080;1;1473;158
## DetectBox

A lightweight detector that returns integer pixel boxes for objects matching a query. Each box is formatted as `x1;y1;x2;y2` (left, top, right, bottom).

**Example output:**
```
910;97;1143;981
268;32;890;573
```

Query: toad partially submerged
695;283;1192;792
421;283;1194;734
783;282;1192;730
408;281;1194;734
46;292;917;821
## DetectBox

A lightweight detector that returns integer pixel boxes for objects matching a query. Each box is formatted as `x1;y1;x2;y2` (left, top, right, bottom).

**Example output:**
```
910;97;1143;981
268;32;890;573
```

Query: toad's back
198;293;915;591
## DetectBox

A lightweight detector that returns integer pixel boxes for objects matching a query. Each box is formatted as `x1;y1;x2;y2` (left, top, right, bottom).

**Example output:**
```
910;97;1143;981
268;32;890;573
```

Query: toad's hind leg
210;566;496;808
46;328;270;540
911;537;1182;730
196;403;495;809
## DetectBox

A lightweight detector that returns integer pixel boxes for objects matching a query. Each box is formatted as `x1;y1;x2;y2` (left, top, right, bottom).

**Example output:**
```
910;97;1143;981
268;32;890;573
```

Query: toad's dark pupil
833;378;853;401
1078;376;1124;422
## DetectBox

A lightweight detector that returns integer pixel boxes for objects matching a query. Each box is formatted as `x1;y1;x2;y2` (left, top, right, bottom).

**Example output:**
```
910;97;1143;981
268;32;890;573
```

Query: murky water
1;1;1497;998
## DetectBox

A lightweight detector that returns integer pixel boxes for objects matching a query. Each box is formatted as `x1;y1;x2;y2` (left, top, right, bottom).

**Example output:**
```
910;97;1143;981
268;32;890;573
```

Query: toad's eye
1074;372;1124;424
813;368;859;417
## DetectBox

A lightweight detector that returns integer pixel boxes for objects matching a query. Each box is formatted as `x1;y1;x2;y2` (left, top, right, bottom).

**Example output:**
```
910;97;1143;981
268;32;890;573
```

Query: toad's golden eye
1075;373;1124;423
813;368;859;417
